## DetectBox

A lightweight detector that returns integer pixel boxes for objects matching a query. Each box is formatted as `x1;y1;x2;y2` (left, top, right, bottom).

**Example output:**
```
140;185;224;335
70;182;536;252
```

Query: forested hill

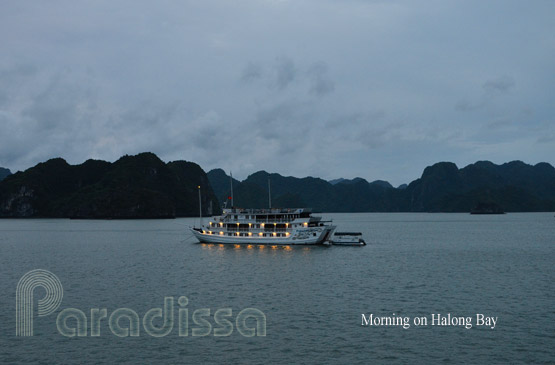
208;161;555;212
0;153;219;218
0;167;11;181
1;155;553;217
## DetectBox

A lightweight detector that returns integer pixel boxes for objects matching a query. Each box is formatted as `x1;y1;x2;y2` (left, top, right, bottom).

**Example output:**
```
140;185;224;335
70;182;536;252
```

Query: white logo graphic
16;269;63;336
15;269;266;337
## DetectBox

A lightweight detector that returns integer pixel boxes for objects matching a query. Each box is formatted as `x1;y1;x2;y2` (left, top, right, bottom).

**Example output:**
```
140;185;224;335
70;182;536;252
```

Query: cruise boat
190;208;336;245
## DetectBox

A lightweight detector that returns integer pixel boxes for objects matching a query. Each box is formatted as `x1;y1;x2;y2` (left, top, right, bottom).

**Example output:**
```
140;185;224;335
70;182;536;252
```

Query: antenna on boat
268;175;271;209
230;171;234;208
198;185;202;227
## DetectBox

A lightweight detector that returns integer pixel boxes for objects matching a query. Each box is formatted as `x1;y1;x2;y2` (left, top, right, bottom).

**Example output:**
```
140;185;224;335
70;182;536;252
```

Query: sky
0;0;554;186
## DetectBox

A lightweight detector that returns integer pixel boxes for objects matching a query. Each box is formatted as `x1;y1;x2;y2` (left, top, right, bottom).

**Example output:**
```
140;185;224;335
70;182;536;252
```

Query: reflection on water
200;242;299;253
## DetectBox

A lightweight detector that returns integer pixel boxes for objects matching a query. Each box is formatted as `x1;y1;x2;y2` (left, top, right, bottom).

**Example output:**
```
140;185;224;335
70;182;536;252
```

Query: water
0;213;553;364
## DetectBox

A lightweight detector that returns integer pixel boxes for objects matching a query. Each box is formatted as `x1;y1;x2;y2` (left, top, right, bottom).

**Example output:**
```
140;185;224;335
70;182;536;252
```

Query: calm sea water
0;213;553;364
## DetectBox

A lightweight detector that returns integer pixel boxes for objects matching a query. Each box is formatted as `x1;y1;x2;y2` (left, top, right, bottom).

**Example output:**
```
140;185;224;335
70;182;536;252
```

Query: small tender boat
330;232;366;246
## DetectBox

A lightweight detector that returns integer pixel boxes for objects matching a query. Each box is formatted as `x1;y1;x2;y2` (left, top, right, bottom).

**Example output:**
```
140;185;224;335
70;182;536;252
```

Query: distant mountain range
403;161;555;212
208;161;555;212
0;167;11;181
1;154;553;218
0;153;219;218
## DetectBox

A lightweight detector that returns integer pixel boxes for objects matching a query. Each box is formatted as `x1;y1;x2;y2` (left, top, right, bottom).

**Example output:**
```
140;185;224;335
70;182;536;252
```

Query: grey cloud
0;64;37;107
274;57;296;90
455;99;486;112
0;90;7;107
322;111;400;150
357;128;390;149
0;1;553;185
326;111;386;129
115;102;232;163
537;134;555;143
255;102;297;128
248;99;329;162
254;100;310;139
22;74;85;132
0;64;36;82
0;68;102;169
483;75;515;94
487;119;513;129
355;118;401;149
240;58;334;97
456;75;516;112
240;62;262;82
307;62;334;97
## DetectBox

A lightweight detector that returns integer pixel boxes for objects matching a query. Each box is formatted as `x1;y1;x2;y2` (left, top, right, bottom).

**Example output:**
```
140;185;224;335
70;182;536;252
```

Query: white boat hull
190;226;335;245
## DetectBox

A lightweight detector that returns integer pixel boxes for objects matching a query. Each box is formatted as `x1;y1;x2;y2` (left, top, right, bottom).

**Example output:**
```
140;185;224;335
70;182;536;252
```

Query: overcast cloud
0;0;553;186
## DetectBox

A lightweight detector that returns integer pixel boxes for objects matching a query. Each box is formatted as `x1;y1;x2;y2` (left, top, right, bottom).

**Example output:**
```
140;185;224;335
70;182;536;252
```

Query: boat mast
268;176;271;209
198;185;202;227
230;171;234;208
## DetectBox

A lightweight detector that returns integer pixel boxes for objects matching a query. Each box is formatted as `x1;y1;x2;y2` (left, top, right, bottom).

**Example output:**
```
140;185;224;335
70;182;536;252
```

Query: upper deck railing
222;208;311;215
